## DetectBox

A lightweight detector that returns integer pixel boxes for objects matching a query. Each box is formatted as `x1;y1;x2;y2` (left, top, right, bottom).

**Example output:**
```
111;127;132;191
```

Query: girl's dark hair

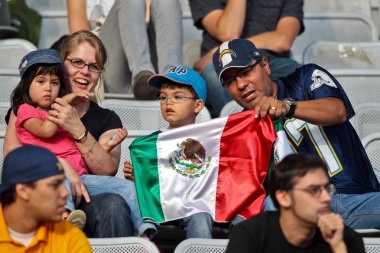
11;64;71;115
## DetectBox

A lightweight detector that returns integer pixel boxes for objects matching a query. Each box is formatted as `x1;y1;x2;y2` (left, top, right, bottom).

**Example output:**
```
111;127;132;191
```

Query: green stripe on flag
130;132;165;222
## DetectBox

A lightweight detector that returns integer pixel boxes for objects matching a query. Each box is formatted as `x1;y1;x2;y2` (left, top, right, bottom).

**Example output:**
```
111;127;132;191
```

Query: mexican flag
129;110;276;223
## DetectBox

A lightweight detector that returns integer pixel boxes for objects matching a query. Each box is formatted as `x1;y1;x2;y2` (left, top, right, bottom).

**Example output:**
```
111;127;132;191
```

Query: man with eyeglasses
213;39;380;230
226;154;365;253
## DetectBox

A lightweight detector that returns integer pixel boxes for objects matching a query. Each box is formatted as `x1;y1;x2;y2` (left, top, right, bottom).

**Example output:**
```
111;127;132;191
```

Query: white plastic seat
303;41;380;67
352;103;380;140
292;12;379;63
363;237;380;253
220;101;243;117
304;0;372;17
89;237;160;253
100;99;211;131
362;133;380;182
0;39;36;69
174;238;228;253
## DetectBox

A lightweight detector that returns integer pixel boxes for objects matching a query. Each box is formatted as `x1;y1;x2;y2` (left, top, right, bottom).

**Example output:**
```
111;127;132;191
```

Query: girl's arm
23;117;59;138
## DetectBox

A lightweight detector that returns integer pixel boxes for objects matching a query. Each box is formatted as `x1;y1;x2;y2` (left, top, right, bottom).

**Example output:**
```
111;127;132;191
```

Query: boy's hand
318;213;347;253
100;127;128;153
63;91;92;105
123;160;134;181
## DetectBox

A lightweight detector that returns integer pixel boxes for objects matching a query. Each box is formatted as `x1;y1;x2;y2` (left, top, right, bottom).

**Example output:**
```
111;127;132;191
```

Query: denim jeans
332;193;380;229
182;212;214;238
64;175;156;236
201;57;301;117
79;193;134;237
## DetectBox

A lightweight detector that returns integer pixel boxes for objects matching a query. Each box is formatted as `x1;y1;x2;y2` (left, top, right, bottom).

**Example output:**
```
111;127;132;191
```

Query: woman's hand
100;127;128;153
48;97;86;138
123;160;134;181
58;157;90;206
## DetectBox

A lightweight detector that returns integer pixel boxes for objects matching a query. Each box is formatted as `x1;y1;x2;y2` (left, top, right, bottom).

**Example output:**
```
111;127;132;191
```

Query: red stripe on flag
215;110;276;221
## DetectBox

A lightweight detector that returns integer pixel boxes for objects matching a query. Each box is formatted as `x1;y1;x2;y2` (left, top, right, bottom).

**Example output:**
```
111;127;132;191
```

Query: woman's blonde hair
59;30;107;68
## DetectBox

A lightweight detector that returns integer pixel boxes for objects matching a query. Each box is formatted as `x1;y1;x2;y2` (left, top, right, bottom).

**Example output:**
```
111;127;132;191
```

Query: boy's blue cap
0;145;64;194
213;39;263;84
18;49;64;78
148;66;207;101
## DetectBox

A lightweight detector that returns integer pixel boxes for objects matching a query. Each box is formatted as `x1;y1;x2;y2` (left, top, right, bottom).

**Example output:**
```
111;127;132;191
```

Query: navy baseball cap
18;48;64;78
0;145;64;194
213;39;263;84
148;66;207;101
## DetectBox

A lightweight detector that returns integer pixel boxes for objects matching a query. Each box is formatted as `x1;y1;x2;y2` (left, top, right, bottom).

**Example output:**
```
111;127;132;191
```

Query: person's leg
182;212;213;238
201;63;232;118
80;175;157;237
150;0;183;73
64;178;75;211
332;192;380;229
268;57;301;80
79;193;134;238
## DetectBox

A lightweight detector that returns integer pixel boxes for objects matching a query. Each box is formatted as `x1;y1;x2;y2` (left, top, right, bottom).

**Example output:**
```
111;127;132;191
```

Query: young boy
124;66;213;238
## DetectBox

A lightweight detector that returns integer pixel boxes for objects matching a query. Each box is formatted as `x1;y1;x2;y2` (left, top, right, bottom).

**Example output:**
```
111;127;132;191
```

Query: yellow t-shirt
0;205;92;253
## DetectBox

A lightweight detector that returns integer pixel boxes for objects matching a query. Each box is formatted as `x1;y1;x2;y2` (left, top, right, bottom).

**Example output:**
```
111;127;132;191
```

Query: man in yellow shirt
0;145;92;253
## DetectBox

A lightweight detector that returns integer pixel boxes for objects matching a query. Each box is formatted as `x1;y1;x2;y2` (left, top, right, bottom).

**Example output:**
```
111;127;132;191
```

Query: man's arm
201;0;247;42
255;96;347;126
247;16;301;53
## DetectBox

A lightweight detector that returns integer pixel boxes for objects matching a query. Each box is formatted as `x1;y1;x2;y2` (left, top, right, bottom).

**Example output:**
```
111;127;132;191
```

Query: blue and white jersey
276;64;380;194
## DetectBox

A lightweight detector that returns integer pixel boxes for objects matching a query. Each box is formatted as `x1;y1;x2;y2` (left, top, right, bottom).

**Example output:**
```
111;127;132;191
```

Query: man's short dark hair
269;153;328;208
0;182;36;206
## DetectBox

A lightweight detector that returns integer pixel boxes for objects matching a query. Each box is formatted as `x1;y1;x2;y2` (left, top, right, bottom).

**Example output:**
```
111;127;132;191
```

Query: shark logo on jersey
310;69;337;91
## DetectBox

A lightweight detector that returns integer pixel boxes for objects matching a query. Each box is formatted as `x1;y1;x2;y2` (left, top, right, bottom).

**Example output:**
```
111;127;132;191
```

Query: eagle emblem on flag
168;138;211;178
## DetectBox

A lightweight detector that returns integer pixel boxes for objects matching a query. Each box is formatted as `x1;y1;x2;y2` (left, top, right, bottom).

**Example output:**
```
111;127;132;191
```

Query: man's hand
123;161;134;181
318;213;347;253
58;158;90;206
254;96;290;120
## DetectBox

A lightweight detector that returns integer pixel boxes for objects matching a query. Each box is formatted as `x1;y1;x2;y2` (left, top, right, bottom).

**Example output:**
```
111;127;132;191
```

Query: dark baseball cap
0;145;64;194
18;48;64;78
148;66;207;101
212;39;263;84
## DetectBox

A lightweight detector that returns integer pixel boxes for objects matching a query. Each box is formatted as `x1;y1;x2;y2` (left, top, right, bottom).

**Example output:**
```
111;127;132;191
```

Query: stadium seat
0;39;36;103
174;238;228;253
363;237;380;252
303;41;380;68
304;0;372;17
352;103;380;140
292;12;379;63
100;99;211;131
89;237;160;253
362;132;380;182
330;70;380;111
0;38;36;69
220;101;243;117
0;102;10;132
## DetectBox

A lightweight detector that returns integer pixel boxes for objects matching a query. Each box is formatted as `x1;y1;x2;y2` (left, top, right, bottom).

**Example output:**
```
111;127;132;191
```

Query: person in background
189;0;304;117
67;0;183;100
0;145;92;253
226;154;365;253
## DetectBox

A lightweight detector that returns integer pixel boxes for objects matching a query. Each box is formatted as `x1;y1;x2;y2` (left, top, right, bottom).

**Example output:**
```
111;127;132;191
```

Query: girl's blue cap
18;49;64;78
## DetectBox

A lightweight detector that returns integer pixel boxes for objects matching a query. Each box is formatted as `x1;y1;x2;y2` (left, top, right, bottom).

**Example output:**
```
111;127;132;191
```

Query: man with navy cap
0;145;92;252
212;38;380;230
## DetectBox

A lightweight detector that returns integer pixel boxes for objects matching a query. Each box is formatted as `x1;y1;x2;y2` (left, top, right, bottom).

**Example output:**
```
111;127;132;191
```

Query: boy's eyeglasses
158;95;196;103
222;59;262;87
65;58;102;73
293;183;336;198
